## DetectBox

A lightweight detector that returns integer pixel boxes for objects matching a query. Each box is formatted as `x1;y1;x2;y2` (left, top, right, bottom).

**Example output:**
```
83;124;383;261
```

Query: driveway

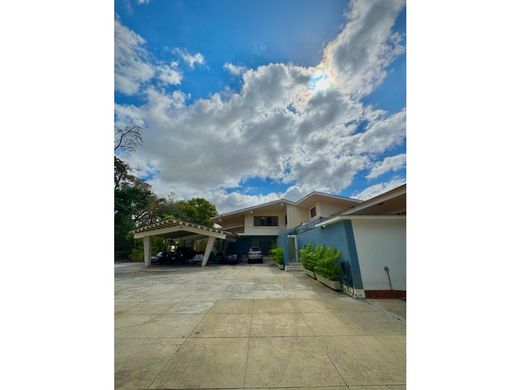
115;263;406;390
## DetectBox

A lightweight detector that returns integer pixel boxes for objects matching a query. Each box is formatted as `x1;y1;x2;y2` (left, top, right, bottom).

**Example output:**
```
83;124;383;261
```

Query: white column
201;236;216;267
143;236;151;267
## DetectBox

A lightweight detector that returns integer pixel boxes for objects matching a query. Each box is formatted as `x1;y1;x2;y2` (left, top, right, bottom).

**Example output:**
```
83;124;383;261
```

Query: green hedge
299;244;342;281
299;243;316;271
129;247;144;261
269;247;284;265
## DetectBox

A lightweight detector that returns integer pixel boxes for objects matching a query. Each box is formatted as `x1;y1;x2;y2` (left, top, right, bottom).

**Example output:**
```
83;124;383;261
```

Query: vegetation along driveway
115;263;405;390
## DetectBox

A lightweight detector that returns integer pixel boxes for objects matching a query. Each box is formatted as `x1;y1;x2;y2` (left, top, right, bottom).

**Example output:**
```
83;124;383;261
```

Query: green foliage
166;198;217;227
314;246;342;281
269;247;284;265
299;244;342;280
114;155;218;260
299;243;318;272
129;247;144;261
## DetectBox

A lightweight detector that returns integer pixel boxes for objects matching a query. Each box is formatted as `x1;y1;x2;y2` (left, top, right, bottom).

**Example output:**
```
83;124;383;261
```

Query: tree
164;198;217;227
114;122;143;154
113;121;218;259
114;156;133;189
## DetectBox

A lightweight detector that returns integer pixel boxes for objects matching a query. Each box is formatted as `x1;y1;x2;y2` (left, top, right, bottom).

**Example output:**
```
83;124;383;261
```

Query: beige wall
287;200;351;227
218;197;355;233
244;209;285;236
317;200;349;218
286;204;308;228
218;215;244;231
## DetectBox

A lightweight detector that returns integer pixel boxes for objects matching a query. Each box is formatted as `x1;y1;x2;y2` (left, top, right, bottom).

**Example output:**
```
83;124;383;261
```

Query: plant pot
277;263;285;270
304;268;316;279
316;274;342;291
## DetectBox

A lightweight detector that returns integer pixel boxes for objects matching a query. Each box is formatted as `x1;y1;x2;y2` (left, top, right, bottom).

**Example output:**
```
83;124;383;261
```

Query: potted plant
269;247;285;270
299;243;320;279
314;246;342;291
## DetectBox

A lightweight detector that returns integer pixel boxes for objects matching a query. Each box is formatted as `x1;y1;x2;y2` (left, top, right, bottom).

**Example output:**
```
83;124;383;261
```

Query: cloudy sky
115;0;406;213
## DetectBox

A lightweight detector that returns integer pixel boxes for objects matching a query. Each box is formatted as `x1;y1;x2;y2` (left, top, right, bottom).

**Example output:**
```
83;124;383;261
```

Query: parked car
190;250;221;265
247;247;263;263
151;251;163;264
190;253;205;264
156;251;177;264
219;252;241;265
173;247;196;263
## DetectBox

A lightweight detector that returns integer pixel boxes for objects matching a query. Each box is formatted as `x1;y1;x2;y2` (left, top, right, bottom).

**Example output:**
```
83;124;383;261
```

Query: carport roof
131;217;236;240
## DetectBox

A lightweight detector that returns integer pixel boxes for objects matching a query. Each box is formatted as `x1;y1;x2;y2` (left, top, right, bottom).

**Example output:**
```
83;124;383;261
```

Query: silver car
247;247;263;263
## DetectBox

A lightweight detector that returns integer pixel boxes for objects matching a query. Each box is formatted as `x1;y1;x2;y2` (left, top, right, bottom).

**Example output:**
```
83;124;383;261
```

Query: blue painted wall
276;228;295;265
278;221;364;289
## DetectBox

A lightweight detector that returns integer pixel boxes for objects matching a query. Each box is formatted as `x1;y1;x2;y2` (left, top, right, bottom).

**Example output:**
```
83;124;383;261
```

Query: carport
132;218;236;267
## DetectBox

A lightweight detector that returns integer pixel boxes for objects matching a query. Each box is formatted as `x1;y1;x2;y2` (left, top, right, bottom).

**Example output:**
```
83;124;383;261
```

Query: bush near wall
300;244;342;281
129;247;144;261
269;247;284;265
314;246;342;281
299;243;321;272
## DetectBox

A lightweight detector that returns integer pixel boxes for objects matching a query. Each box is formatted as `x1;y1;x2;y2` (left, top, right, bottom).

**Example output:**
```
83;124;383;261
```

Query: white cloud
350;108;406;154
223;63;246;75
321;0;405;98
353;177;406;200
157;62;182;86
366;153;406;179
116;0;406;212
175;49;205;68
115;19;155;95
115;20;207;94
136;0;150;4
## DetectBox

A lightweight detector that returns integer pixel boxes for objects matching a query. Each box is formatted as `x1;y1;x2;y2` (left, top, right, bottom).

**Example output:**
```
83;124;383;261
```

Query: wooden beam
134;225;226;239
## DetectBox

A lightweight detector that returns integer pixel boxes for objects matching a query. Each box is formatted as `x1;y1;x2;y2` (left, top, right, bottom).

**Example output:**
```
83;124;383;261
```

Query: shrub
269;247;284;265
299;243;319;272
129;247;144;261
314;246;342;281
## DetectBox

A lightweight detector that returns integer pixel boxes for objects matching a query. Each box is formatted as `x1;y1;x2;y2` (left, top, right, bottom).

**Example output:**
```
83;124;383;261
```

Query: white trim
315;215;406;228
223;224;244;230
213;191;362;220
213;199;294;219
342;185;406;216
296;191;361;205
134;225;226;239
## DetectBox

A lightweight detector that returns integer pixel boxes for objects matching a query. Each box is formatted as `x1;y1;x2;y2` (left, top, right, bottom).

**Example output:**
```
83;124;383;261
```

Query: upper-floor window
310;207;317;218
254;216;279;226
285;214;287;225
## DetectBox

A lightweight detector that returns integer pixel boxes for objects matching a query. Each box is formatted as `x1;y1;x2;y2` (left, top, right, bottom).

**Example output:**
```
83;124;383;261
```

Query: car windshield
250;247;261;251
156;252;162;256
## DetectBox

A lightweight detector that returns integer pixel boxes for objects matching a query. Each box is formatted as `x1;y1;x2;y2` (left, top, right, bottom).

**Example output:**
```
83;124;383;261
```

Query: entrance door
287;235;299;263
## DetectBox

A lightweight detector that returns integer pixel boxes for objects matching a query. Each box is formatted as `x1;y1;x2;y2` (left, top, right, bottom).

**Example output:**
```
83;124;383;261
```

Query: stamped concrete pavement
115;263;405;390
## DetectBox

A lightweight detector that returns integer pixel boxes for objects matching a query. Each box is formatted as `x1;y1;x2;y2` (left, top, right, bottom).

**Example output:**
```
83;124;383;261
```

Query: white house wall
351;218;406;291
286;204;309;227
318;200;352;219
243;210;286;236
218;215;244;230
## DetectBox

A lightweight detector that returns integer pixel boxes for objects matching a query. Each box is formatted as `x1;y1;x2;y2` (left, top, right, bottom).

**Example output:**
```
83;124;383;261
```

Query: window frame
253;215;279;227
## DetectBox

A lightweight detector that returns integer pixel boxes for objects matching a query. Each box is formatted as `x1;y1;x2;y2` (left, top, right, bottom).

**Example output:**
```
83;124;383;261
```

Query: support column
143;236;151;267
201;236;216;267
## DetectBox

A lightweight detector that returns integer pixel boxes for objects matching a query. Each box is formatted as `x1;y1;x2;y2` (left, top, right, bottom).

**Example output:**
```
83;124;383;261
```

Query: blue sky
115;0;406;212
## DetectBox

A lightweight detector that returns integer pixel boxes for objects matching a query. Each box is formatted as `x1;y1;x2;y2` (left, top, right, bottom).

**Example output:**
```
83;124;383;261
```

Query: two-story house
211;192;361;256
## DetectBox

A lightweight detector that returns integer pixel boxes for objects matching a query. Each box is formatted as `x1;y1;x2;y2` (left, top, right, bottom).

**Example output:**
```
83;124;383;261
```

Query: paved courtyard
115;263;406;390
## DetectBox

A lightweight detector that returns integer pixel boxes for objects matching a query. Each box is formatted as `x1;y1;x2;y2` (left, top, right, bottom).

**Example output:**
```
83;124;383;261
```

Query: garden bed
303;268;316;279
316;274;342;291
